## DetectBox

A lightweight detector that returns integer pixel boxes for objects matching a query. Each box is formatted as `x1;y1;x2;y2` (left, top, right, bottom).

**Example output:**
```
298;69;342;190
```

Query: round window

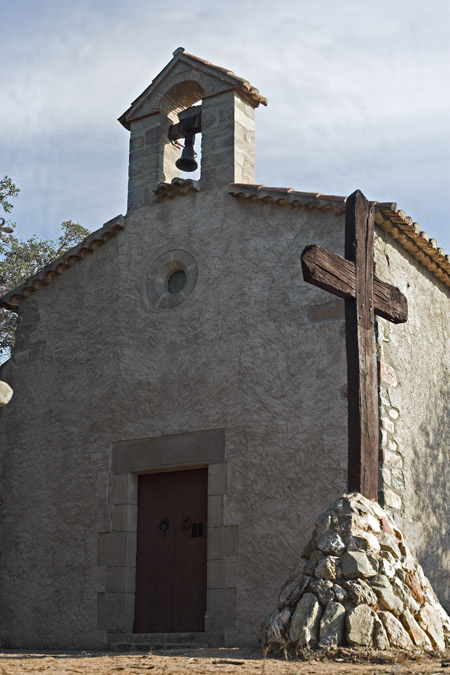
147;249;198;309
167;269;187;295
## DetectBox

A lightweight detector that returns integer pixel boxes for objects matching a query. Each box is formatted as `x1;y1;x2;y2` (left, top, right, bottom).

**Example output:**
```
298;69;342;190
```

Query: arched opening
159;81;204;182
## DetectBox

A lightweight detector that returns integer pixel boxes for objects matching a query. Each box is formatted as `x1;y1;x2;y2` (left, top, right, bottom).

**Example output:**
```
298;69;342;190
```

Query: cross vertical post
344;191;378;500
301;189;408;501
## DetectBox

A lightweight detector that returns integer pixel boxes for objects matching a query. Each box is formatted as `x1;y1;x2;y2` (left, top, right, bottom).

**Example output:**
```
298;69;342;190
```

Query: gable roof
119;48;267;130
229;184;450;291
0;215;125;311
2;185;449;313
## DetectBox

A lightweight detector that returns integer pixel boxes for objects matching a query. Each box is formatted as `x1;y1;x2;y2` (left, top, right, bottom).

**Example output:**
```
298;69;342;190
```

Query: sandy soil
0;648;449;674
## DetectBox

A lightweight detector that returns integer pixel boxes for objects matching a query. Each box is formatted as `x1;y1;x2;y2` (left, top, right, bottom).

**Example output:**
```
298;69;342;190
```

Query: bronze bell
176;132;198;172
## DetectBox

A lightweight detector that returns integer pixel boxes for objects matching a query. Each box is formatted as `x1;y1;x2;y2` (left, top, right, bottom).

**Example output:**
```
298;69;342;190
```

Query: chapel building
0;49;449;649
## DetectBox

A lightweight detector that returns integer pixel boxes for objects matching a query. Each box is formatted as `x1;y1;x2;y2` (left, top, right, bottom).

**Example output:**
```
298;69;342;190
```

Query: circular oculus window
147;249;198;309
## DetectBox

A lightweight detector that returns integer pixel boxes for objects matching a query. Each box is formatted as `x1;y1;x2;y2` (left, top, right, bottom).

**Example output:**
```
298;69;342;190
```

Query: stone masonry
262;493;450;652
119;48;262;210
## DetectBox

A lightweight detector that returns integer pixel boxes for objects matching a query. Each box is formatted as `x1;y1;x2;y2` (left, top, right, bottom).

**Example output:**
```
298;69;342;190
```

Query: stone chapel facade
0;49;449;649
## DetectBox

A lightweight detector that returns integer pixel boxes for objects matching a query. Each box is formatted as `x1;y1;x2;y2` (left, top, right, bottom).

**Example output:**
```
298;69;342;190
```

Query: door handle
181;516;192;531
159;518;169;540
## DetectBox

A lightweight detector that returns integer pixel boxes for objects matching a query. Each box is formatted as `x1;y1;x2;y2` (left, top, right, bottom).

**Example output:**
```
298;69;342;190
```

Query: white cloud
2;0;450;250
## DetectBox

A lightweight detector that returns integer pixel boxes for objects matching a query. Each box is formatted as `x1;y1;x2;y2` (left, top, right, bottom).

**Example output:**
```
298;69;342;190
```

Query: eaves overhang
228;184;450;291
0;215;125;312
119;48;267;131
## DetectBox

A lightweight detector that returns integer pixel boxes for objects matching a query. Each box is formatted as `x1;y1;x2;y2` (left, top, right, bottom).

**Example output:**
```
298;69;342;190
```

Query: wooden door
134;468;208;633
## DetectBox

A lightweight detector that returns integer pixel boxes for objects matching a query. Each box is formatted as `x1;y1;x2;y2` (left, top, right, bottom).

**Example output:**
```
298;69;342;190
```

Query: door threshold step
109;632;207;645
110;642;208;652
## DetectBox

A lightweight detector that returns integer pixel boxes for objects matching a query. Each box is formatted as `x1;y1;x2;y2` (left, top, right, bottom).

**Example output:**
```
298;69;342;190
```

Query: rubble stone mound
261;493;450;653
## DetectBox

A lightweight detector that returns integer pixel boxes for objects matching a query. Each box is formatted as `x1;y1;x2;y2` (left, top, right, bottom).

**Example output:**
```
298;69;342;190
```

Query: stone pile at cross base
261;493;450;652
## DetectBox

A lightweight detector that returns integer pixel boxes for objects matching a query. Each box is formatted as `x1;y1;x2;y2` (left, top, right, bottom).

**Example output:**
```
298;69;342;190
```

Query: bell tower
119;48;267;211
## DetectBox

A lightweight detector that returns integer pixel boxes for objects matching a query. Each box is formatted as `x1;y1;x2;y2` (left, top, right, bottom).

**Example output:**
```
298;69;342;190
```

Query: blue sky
2;0;450;252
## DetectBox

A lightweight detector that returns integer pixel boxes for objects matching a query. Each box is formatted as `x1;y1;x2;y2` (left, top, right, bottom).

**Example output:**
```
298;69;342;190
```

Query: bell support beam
168;113;202;142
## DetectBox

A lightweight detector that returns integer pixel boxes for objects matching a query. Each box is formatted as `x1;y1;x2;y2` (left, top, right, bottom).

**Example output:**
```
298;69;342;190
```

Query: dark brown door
134;468;208;633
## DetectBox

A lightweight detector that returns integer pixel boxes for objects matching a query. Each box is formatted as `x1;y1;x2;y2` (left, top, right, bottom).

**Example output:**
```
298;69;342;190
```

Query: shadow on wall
413;389;450;611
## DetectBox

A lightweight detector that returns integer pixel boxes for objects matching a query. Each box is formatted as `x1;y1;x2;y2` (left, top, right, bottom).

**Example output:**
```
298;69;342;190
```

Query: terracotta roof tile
0;215;125;311
154;177;199;203
316;194;346;202
120;49;267;129
229;184;347;213
179;50;267;107
228;184;450;290
3;183;449;314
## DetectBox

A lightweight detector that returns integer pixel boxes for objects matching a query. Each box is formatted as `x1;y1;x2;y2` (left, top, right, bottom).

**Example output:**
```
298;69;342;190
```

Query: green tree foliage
0;176;20;214
0;220;90;357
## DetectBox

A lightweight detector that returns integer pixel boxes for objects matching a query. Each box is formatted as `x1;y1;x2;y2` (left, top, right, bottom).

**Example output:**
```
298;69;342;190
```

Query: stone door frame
97;429;237;646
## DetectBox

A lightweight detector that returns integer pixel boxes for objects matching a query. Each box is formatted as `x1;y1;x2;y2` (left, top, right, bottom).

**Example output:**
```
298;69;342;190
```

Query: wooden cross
301;190;408;501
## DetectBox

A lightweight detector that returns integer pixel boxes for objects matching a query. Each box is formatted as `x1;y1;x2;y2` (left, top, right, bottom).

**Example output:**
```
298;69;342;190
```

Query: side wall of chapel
374;232;450;612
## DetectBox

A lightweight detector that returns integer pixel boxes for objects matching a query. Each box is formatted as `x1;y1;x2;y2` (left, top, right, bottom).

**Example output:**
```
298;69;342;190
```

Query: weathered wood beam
345;190;378;500
301;245;407;324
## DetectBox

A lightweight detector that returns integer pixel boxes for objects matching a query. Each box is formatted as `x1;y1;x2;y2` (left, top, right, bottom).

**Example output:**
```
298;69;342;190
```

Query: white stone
400;545;417;573
417;604;446;651
278;573;310;608
0;381;13;407
314;556;342;581
346;604;375;647
436;604;450;645
382;417;395;433
319;601;346;648
266;492;450;654
405;594;420;616
366;514;381;533
391;577;411;606
341;551;378;579
308;579;335;606
333;584;348;603
373;613;390;650
317;532;346;556
379;612;413;649
379;535;401;559
370;500;388;519
348;531;380;553
384;489;402;510
401;609;432;649
314;512;335;538
289;592;322;647
379;557;396;579
371;575;404;616
265;607;292;646
381;466;391;486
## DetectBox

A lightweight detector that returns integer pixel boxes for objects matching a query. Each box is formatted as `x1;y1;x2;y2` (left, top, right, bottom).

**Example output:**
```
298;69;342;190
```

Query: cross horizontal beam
301;244;408;324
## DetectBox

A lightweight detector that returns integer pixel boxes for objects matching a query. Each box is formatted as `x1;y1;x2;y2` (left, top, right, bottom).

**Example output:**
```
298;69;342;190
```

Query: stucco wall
112;189;350;645
1;185;449;648
0;236;123;648
374;231;450;612
0;187;349;648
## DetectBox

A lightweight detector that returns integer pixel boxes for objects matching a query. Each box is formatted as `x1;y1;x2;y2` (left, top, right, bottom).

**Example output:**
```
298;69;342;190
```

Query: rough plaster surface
0;240;121;648
374;233;450;612
0;188;348;648
0;187;448;648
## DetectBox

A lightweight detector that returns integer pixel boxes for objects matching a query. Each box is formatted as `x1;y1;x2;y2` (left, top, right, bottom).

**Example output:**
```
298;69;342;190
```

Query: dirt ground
0;648;449;675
